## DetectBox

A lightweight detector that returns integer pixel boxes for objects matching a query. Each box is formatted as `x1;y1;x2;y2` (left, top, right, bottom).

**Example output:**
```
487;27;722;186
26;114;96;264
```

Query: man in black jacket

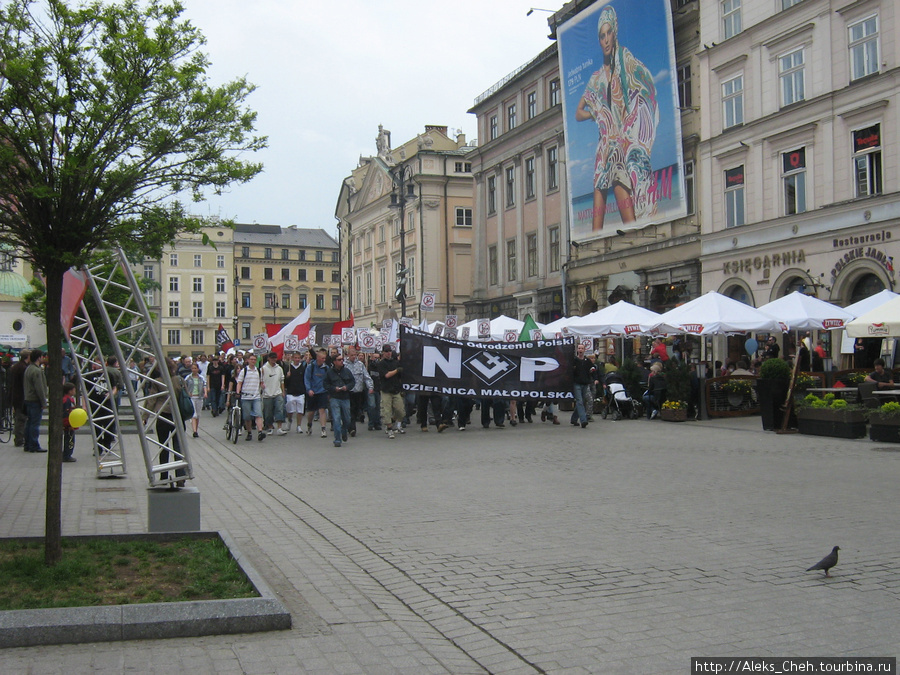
571;344;597;428
374;346;404;439
284;351;307;433
324;352;355;447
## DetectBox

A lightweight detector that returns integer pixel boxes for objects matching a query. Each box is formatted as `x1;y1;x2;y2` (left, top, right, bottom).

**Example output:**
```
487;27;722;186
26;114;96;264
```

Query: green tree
0;0;265;565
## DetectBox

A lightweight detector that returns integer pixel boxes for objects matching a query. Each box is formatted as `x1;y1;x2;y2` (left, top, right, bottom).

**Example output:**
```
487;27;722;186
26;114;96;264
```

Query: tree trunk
44;266;66;566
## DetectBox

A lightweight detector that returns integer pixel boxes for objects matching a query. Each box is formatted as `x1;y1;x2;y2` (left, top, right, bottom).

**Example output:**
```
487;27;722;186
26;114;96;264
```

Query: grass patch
0;537;258;610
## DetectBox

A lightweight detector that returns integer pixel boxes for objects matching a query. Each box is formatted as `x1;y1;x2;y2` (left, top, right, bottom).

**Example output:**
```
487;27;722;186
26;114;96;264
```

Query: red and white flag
215;324;234;353
267;306;311;359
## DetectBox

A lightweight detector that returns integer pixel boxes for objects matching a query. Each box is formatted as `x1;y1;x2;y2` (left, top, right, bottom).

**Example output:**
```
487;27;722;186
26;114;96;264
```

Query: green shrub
759;357;791;380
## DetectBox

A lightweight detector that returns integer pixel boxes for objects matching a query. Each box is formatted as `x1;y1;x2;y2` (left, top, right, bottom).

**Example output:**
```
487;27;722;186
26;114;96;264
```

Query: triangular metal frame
65;248;193;486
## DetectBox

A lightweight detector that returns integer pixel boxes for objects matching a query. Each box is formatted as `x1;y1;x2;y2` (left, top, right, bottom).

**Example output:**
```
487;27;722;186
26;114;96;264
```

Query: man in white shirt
235;353;266;441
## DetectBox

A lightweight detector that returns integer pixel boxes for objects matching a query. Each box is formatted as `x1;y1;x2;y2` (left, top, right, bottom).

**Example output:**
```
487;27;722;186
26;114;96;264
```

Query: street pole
390;165;416;319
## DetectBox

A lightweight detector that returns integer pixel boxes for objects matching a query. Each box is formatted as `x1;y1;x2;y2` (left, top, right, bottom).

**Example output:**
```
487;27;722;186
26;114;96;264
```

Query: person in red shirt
649;338;669;363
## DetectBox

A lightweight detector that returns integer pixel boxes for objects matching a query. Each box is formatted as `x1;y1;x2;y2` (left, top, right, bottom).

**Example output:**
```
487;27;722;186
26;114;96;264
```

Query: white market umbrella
656;291;785;335
541;316;572;338
566;301;662;337
757;291;854;331
845;296;900;338
843;288;900;318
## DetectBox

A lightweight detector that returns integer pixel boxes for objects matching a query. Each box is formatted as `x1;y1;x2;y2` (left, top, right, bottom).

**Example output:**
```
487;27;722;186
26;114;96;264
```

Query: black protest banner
400;326;575;400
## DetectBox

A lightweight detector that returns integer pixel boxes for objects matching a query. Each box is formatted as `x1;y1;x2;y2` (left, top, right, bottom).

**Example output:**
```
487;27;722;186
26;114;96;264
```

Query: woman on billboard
575;5;659;232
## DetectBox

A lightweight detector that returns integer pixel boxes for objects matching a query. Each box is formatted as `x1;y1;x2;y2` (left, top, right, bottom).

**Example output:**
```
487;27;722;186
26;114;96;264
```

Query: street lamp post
268;295;279;328
389;165;417;318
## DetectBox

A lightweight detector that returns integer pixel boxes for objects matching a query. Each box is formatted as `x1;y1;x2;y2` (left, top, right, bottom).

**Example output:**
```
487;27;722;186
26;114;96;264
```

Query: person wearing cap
374;346;405;439
261;352;287;435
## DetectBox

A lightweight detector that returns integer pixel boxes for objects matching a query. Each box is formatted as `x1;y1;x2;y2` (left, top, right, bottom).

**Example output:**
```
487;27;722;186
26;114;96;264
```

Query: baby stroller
601;380;640;420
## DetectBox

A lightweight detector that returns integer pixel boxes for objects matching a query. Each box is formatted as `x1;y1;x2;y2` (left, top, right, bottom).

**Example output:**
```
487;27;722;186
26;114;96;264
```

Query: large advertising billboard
557;0;685;243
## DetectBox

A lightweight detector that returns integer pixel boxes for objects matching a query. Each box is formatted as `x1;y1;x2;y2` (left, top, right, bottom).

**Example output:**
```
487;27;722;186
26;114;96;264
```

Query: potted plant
618;357;644;403
756;357;792;431
794;372;816;393
659;399;688;422
869;401;900;443
796;393;867;439
723;377;754;407
847;371;867;385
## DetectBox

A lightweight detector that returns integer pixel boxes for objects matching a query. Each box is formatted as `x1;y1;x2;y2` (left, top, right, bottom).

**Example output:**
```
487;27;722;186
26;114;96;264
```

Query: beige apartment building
335;125;475;326
697;0;899;310
149;225;235;358
233;224;340;343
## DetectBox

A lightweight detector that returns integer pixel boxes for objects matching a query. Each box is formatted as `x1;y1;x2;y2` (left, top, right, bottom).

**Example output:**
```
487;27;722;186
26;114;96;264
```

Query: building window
332;295;340;311
455;207;473;227
525;157;535;199
365;271;372;306
216;277;225;293
488;246;498;286
332;270;339;282
379;265;386;304
217;254;224;268
487;175;496;214
264;292;275;309
281;249;289;260
215;301;226;318
722;0;741;39
722;74;743;129
315;269;324;282
507;103;517;131
549;227;560;273
143;264;154;280
677;63;692;108
848;15;879;81
407;256;415;297
852;124;882;197
169;253;178;267
192;277;202;292
240;266;250;279
489;115;498;140
167;329;180;346
527;91;537;120
684;160;695;216
527;234;538;278
281;268;290;281
168;276;179;292
782;148;807;215
298;268;306;281
332;251;339;262
779;48;805;107
315;294;325;310
299;293;308;309
724;165;745;228
505;166;516;207
263;268;273;280
241;246;250;258
264;247;272;259
281;293;291;310
191;329;204;345
241;292;250;308
298;249;306;261
549;78;560;106
192;301;202;319
193;254;202;268
547;147;559;190
241;323;250;340
506;239;517;282
316;251;323;262
168;301;179;317
355;275;361;312
782;0;803;8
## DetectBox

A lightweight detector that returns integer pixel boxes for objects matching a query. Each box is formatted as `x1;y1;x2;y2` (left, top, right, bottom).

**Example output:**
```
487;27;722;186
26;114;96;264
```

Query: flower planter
726;392;745;407
659;408;688;422
868;412;900;443
797;408;867;439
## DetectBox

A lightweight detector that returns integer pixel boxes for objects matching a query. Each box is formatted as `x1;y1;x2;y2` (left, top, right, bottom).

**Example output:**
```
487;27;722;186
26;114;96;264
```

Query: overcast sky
179;0;560;238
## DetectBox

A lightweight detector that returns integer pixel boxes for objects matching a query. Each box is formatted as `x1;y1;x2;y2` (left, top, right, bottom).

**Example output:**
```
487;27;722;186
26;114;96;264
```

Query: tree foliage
0;0;266;564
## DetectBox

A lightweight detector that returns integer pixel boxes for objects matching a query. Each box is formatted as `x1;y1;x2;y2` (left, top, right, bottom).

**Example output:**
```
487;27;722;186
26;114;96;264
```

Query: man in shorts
235;353;265;441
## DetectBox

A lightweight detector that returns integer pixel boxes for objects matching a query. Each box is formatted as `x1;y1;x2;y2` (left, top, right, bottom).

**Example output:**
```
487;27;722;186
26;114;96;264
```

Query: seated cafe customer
865;358;895;390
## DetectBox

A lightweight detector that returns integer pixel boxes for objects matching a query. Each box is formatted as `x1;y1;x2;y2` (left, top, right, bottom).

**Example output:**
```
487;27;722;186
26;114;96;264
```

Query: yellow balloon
68;407;88;429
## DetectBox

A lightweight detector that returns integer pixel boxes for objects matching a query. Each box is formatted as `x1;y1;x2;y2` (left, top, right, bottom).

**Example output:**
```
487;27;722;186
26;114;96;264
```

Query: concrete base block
147;487;201;532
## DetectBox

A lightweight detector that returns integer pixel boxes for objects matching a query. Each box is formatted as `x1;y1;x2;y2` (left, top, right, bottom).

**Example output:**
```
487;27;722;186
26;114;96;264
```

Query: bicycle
224;392;242;445
0;403;12;444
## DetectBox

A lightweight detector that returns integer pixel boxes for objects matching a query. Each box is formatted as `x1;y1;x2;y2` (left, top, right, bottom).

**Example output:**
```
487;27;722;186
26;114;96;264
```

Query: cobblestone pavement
1;413;898;673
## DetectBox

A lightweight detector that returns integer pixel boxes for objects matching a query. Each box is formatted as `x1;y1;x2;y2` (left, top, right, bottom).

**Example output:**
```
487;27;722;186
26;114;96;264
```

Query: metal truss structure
65;248;193;486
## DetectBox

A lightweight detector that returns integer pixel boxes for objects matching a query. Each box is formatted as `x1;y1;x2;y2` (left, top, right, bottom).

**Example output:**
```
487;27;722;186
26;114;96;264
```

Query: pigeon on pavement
806;546;840;577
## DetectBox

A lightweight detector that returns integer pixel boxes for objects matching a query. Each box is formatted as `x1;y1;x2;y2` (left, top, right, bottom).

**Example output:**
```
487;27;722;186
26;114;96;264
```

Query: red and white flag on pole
267;306;311;359
215;324;235;353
